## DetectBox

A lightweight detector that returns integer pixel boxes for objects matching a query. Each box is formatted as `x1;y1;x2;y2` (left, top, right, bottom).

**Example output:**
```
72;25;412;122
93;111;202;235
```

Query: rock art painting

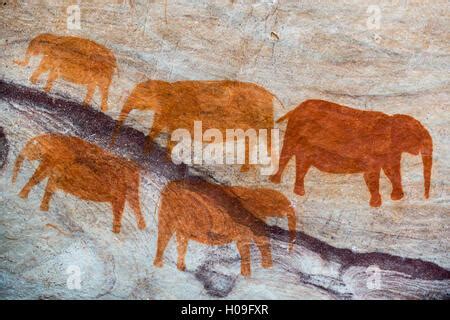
15;34;116;111
271;99;433;207
0;0;448;301
12;133;146;233
113;79;278;171
154;179;297;276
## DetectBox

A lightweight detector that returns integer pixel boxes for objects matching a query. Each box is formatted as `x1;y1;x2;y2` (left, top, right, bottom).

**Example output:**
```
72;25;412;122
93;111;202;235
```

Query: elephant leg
40;176;57;211
294;153;310;196
255;236;273;269
127;188;146;230
111;197;125;233
30;63;50;84
236;240;251;276
383;160;404;200
99;78;112;112
83;84;96;107
19;161;49;199
44;71;58;93
176;233;188;271
153;217;173;268
270;141;294;184
30;60;51;85
363;168;382;207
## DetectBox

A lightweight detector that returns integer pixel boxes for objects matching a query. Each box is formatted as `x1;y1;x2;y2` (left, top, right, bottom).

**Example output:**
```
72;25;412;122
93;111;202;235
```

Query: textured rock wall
0;0;449;299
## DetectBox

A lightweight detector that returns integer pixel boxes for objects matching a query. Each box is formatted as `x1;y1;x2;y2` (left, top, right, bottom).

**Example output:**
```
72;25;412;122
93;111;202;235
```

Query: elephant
12;134;146;233
270;99;433;207
112;80;280;171
153;179;297;276
15;33;117;112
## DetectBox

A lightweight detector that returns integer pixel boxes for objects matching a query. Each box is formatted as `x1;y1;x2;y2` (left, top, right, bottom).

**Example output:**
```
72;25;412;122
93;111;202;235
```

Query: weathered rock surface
0;0;449;299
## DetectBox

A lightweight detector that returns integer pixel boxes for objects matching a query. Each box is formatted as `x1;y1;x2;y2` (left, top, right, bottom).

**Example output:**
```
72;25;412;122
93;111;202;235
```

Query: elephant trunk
421;133;433;199
12;151;26;184
14;44;33;67
286;207;297;252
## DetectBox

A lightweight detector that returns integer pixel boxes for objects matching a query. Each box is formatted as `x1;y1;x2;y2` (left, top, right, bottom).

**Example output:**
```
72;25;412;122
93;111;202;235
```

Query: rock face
0;1;449;299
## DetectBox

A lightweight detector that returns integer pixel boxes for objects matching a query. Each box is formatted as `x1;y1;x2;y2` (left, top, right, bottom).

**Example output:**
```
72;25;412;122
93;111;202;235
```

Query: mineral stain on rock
194;264;238;298
0;127;8;172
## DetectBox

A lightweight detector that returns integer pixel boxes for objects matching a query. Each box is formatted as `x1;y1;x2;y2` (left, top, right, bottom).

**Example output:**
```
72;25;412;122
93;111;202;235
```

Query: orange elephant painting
15;34;117;111
113;80;280;171
270;99;433;207
12;134;145;233
153;179;297;276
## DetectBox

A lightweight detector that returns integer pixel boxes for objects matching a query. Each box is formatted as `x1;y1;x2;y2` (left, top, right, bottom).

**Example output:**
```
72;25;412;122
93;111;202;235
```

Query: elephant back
167;80;274;131
228;186;291;219
161;180;264;244
37;134;135;182
52;36;117;73
287;100;392;158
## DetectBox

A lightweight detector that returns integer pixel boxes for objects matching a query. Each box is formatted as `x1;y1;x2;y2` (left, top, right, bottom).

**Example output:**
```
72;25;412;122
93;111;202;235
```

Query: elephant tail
286;205;297;252
276;109;294;123
271;94;286;110
113;62;120;77
421;130;433;199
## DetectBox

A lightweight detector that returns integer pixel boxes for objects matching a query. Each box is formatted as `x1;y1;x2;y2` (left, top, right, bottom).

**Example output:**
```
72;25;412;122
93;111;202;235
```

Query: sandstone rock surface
0;0;449;299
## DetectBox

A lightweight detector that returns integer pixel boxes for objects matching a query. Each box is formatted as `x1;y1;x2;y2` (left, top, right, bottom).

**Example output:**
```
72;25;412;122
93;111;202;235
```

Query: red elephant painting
12;134;146;233
270;100;433;207
153;179;297;276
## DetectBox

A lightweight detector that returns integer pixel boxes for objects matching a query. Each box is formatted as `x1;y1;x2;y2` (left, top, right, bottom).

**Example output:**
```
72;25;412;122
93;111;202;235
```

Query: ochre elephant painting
15;34;117;112
12;134;146;233
270;99;433;207
153;179;297;276
112;80;280;171
225;186;297;251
